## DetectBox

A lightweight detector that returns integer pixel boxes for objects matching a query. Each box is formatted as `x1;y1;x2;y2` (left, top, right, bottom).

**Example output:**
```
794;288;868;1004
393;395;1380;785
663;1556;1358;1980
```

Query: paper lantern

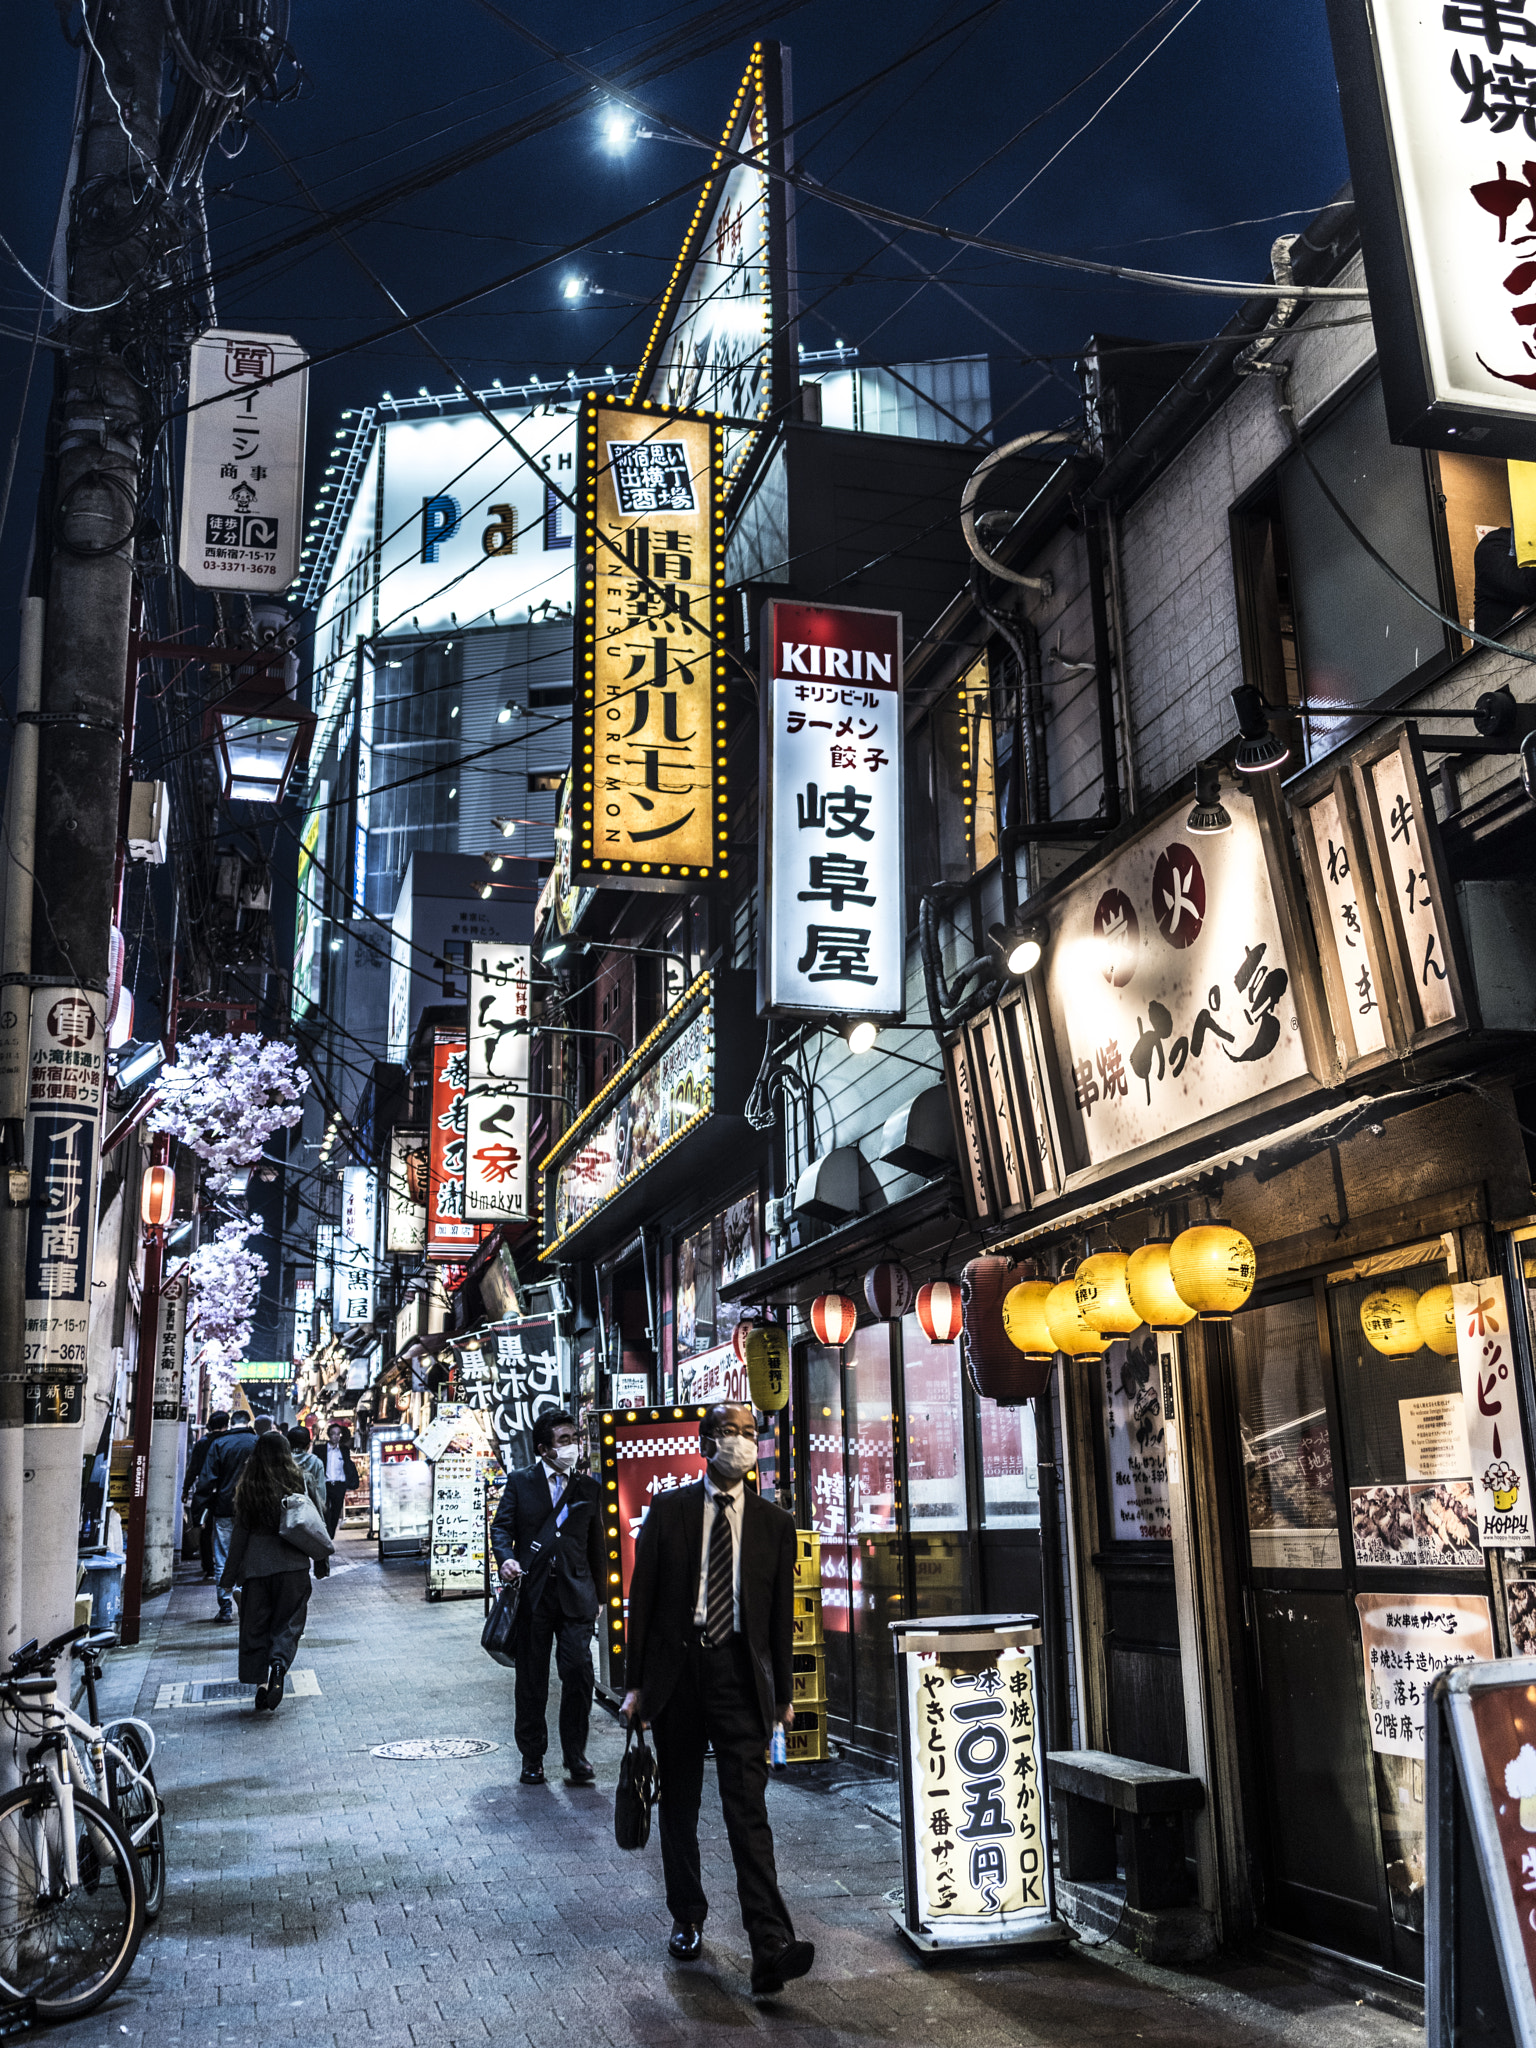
1125;1242;1197;1330
1002;1280;1056;1360
744;1324;790;1410
1361;1285;1423;1357
1169;1223;1256;1321
915;1280;962;1345
864;1260;915;1321
810;1293;858;1348
1045;1277;1111;1358
962;1258;1049;1403
1416;1283;1458;1357
140;1164;175;1230
1074;1251;1141;1336
731;1317;758;1366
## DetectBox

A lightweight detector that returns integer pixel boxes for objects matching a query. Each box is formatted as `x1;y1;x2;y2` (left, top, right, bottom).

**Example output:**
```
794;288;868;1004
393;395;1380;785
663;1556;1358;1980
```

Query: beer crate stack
785;1530;828;1763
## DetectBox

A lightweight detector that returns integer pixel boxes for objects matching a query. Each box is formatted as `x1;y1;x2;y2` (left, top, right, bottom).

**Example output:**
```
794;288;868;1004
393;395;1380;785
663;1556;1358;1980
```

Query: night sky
0;0;1351;642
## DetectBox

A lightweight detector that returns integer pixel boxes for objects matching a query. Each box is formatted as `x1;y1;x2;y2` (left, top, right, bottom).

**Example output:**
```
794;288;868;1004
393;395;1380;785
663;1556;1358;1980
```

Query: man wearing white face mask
490;1410;604;1785
622;1402;811;2000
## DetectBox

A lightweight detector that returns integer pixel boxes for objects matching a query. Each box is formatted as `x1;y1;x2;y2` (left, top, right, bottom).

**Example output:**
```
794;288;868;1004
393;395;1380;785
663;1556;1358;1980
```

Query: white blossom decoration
186;1217;267;1372
146;1032;308;1183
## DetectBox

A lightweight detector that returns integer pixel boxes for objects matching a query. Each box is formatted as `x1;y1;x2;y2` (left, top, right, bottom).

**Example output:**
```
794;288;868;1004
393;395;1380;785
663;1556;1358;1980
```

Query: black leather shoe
565;1758;596;1785
750;1939;814;1996
519;1761;546;1785
668;1922;703;1960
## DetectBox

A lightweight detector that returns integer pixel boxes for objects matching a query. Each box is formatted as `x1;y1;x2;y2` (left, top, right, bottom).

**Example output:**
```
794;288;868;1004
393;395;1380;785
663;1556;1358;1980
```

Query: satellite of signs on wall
180;330;308;591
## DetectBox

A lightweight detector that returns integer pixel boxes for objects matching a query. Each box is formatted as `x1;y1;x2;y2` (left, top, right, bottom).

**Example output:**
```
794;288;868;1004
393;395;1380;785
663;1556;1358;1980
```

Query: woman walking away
219;1432;314;1713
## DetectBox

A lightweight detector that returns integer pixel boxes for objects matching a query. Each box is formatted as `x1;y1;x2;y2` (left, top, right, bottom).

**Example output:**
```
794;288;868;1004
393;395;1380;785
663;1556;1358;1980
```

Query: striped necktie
705;1493;735;1645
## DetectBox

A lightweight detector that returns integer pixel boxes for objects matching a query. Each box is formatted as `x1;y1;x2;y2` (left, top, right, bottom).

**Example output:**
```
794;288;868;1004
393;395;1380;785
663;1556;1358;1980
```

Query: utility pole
20;0;167;1644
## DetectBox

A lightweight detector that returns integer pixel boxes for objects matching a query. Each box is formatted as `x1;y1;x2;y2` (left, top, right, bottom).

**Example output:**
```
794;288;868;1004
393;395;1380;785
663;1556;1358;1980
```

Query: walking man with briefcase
490;1410;604;1786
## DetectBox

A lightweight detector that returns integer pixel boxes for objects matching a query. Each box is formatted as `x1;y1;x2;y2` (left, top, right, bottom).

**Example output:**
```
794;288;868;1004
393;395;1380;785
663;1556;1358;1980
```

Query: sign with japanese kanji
1327;0;1536;455
906;1645;1049;1923
1361;734;1462;1034
385;1128;428;1254
179;329;307;590
1301;785;1389;1060
337;1166;376;1328
574;392;727;890
1041;786;1314;1171
759;599;904;1021
151;1289;187;1421
1455;1276;1535;1546
22;988;106;1425
465;944;531;1222
429;1028;483;1259
1356;1592;1492;1757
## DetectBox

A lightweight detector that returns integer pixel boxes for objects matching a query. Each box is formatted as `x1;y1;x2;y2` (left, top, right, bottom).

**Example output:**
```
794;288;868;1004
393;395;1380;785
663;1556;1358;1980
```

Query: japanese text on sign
428;1029;483;1259
465;944;532;1222
1305;788;1388;1057
1355;1591;1493;1757
179;330;307;591
23;990;106;1418
908;1647;1048;1920
1455;1276;1535;1546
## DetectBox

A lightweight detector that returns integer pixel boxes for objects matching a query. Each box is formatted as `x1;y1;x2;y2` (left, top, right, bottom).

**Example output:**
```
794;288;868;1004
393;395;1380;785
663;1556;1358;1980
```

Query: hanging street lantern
1416;1283;1459;1357
744;1324;790;1410
731;1316;759;1367
1074;1251;1141;1337
141;1164;176;1231
1002;1280;1056;1361
1125;1241;1197;1330
961;1257;1047;1404
1169;1222;1257;1321
1046;1276;1111;1357
915;1280;963;1345
864;1260;915;1321
810;1293;858;1348
1361;1286;1423;1357
205;669;316;806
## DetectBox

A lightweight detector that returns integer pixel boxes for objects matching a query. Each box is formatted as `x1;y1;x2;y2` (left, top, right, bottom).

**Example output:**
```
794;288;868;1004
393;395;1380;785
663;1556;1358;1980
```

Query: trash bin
77;1551;125;1636
889;1611;1064;1954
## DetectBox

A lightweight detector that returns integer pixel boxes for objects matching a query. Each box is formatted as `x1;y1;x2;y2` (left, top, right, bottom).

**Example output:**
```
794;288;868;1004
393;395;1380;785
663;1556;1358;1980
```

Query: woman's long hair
233;1431;304;1531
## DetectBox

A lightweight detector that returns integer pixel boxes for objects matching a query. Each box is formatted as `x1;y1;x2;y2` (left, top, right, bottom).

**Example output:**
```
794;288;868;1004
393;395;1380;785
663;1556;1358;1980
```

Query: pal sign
758;600;904;1022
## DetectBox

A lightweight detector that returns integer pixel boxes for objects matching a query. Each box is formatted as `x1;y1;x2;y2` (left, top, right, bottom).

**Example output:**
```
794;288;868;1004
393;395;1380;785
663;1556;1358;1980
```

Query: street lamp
541;935;688;978
206;674;316;804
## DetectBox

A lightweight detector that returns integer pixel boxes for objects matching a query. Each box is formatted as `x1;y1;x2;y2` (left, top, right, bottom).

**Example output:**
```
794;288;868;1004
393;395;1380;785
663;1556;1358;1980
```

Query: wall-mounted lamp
988;917;1046;977
1186;760;1232;835
1231;685;1291;775
116;1039;164;1091
841;1019;879;1055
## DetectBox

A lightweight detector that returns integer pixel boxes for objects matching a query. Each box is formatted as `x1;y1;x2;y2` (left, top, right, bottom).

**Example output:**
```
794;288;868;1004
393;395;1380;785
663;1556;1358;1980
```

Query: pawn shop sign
179;330;308;592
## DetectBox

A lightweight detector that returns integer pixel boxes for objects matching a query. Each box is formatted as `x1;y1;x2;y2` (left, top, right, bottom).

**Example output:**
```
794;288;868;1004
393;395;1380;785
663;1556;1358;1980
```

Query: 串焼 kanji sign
573;393;728;891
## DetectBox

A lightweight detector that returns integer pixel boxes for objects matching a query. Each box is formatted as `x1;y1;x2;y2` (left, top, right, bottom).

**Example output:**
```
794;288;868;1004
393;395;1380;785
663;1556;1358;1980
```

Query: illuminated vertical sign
22;989;107;1425
338;1166;377;1327
428;1027;481;1258
291;779;328;1021
573;392;728;890
465;943;532;1222
179;328;308;591
759;599;905;1022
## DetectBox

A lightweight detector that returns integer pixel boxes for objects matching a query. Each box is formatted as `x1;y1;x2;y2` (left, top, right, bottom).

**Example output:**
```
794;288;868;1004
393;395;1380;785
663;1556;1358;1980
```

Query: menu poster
428;1449;493;1597
1102;1334;1170;1543
1356;1592;1493;1757
1455;1278;1535;1549
1351;1483;1481;1569
1401;1393;1471;1482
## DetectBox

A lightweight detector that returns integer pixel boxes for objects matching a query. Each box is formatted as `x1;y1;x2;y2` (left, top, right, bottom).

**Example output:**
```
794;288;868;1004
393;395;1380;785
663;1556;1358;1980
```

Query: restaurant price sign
759;599;905;1023
573;392;727;891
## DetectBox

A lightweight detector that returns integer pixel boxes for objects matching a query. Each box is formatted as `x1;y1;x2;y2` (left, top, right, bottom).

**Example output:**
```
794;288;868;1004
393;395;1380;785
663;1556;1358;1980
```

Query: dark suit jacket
489;1462;604;1623
625;1480;796;1737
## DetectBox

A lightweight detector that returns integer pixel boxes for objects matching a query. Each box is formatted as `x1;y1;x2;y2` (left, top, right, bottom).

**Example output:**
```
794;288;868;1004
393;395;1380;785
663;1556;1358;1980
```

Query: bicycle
0;1625;147;2020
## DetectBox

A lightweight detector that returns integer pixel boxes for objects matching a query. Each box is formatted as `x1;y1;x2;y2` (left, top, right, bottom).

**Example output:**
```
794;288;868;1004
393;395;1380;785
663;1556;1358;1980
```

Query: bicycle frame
6;1673;158;1854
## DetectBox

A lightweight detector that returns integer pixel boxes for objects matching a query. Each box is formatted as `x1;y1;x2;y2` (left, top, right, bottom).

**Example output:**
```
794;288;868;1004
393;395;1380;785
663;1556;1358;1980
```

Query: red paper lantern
863;1260;914;1321
731;1317;757;1366
810;1293;858;1347
915;1280;963;1345
141;1164;176;1230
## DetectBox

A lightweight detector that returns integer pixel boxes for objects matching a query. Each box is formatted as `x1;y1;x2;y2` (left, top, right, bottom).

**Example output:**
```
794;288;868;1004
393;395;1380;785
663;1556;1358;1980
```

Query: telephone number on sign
23;1343;85;1365
201;560;279;576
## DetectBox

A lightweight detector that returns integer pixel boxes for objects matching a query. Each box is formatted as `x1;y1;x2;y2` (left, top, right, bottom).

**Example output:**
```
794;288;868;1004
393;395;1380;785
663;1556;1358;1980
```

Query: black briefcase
480;1577;521;1667
614;1720;657;1850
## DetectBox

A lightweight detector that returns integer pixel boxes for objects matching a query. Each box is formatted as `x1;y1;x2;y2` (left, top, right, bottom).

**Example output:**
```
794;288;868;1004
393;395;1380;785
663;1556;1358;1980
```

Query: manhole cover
370;1737;499;1760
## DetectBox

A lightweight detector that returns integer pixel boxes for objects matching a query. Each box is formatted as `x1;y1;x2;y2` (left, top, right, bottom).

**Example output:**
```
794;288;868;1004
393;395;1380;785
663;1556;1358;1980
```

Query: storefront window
849;1328;899;1534
806;1343;849;1635
977;1398;1040;1528
1232;1293;1342;1570
848;1324;903;1748
901;1316;966;1531
1098;1331;1171;1542
674;1188;759;1362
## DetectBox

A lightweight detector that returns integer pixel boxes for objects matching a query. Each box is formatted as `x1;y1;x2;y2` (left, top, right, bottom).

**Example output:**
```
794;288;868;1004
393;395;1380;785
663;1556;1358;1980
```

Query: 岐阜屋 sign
179;329;308;590
759;600;904;1023
1326;0;1536;456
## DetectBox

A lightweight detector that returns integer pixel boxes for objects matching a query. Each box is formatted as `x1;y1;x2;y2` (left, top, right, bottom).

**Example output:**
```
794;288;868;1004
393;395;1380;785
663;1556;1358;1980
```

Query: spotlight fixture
483;852;505;873
562;275;589;302
491;817;518;836
988;918;1046;977
479;883;494;900
1231;684;1290;775
496;701;522;726
542;932;578;966
1186;760;1232;835
116;1039;164;1091
601;106;636;151
841;1019;879;1055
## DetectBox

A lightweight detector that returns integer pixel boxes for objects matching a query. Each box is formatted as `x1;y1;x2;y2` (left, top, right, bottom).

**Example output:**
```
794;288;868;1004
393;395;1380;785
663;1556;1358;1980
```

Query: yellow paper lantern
1074;1251;1141;1336
1045;1277;1111;1357
1360;1285;1423;1357
1168;1223;1256;1322
744;1324;790;1410
1125;1242;1197;1330
1002;1280;1056;1360
1416;1282;1459;1358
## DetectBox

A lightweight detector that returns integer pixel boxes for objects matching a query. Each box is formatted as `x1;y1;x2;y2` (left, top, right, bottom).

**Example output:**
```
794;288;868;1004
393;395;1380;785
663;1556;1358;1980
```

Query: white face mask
707;1434;757;1481
549;1444;580;1474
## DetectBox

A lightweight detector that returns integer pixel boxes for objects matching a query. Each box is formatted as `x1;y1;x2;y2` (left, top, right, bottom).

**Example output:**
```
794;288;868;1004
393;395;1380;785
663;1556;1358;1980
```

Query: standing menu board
428;1451;498;1599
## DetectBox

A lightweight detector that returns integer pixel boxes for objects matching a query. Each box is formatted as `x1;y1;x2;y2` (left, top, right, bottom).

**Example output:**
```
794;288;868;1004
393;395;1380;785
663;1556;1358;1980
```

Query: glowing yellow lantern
744;1324;790;1410
1125;1241;1197;1330
1002;1281;1056;1360
1074;1251;1141;1336
1045;1277;1111;1357
1168;1223;1256;1322
1360;1285;1423;1357
1415;1283;1458;1358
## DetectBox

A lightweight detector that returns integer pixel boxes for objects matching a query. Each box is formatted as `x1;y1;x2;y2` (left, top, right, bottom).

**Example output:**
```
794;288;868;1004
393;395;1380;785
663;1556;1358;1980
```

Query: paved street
61;1534;1423;2048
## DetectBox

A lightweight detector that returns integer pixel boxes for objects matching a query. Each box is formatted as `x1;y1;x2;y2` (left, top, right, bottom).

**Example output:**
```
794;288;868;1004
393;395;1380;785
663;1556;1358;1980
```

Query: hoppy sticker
1487;1460;1522;1513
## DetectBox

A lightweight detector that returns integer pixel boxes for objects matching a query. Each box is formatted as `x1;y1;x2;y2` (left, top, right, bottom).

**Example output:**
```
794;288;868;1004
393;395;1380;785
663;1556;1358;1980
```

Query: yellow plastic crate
783;1707;828;1764
794;1530;820;1588
791;1592;823;1647
790;1649;826;1705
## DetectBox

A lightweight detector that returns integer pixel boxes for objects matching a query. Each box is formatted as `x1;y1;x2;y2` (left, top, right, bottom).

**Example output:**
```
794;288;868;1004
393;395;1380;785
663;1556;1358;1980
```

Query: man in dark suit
490;1409;604;1786
622;1402;813;1999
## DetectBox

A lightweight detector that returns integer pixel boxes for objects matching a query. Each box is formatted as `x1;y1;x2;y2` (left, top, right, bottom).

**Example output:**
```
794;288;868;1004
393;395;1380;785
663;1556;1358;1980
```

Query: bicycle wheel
0;1782;143;2018
105;1728;164;1920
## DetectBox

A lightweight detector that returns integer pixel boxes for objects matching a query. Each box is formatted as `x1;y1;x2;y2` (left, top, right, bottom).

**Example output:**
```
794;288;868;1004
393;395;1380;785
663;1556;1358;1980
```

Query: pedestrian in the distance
191;1407;258;1623
218;1431;315;1713
622;1401;811;1999
182;1410;227;1581
253;1416;274;1437
490;1410;604;1786
321;1421;359;1538
287;1427;331;1579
